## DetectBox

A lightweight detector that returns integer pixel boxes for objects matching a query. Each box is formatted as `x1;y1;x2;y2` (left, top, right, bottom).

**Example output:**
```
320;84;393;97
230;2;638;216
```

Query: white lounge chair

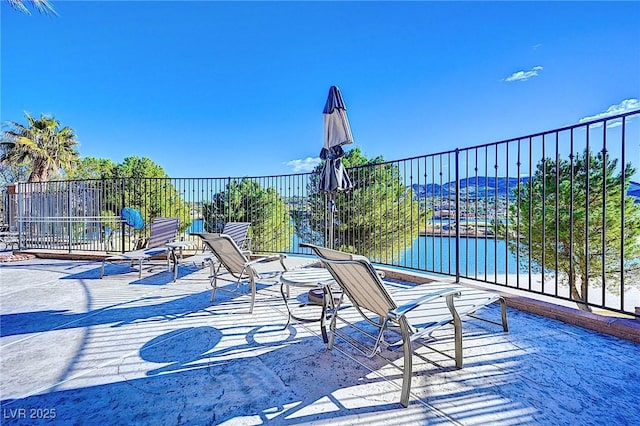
100;217;179;279
199;233;287;313
302;243;508;407
221;222;252;253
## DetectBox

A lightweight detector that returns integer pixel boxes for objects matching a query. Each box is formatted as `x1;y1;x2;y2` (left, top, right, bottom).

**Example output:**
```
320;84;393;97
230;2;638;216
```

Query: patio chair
200;233;287;313
192;222;251;258
221;222;252;253
301;243;508;407
100;217;179;279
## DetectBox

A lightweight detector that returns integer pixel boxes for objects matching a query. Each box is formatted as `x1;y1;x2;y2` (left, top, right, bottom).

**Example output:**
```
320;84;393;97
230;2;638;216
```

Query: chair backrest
147;217;179;248
200;233;249;278
303;243;396;318
222;222;251;249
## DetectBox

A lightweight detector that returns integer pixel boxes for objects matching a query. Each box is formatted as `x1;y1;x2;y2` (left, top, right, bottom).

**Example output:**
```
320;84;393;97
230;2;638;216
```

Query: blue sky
2;1;639;178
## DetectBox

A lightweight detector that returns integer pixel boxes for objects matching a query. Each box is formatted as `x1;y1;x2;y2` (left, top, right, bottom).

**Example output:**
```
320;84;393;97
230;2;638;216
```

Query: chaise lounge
302;243;509;407
100;217;179;279
198;233;287;313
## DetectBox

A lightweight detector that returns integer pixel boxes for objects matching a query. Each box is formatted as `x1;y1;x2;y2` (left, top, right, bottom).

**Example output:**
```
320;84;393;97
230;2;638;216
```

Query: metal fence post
120;178;126;253
227;177;232;224
17;183;24;250
67;183;72;253
454;149;460;283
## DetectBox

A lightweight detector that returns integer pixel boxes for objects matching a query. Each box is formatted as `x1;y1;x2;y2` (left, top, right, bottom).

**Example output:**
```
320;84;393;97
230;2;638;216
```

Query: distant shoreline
419;231;496;239
419;224;496;239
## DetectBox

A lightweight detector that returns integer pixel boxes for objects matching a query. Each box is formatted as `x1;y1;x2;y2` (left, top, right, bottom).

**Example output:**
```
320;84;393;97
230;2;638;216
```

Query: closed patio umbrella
120;207;144;230
319;86;354;248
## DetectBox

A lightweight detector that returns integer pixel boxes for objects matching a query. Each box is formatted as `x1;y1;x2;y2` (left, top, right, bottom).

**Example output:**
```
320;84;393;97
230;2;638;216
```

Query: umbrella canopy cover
319;148;353;193
120;207;144;230
322;86;353;155
319;86;354;193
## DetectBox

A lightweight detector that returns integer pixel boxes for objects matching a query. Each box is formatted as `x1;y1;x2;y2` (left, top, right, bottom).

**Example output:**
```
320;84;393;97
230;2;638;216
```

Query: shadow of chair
301;243;509;407
100;217;179;279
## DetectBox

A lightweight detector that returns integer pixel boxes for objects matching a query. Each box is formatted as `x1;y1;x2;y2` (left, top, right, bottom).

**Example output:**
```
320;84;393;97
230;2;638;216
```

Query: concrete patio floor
1;255;638;425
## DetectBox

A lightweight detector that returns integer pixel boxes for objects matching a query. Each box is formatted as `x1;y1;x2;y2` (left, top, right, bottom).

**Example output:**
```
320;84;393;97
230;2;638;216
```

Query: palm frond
8;0;57;16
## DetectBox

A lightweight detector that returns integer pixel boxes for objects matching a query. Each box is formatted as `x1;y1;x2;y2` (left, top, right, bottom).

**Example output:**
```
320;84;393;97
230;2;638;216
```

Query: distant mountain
412;177;530;198
412;178;640;202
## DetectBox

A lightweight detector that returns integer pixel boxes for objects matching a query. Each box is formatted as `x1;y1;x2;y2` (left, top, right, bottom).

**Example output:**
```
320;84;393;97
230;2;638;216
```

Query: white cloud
578;99;640;125
286;157;321;173
504;66;543;82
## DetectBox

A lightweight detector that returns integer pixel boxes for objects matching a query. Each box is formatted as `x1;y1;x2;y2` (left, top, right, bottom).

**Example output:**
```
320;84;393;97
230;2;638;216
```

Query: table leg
280;283;326;331
280;282;292;330
321;286;344;345
168;248;179;282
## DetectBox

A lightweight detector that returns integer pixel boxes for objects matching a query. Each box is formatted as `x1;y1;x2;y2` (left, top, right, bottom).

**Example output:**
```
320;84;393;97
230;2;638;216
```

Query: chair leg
210;263;221;303
322;286;340;346
325;288;339;350
499;297;509;332
100;260;106;278
399;318;412;408
327;312;338;350
320;286;337;344
446;294;463;369
249;274;256;314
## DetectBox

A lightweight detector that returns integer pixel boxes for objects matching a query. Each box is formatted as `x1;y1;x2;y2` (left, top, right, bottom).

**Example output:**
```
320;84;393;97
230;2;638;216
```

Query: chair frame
221;222;252;253
302;243;508;407
199;233;287;313
100;217;179;279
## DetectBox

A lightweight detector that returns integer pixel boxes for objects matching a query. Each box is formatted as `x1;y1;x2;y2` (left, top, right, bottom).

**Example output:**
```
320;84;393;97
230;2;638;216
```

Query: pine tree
510;149;640;311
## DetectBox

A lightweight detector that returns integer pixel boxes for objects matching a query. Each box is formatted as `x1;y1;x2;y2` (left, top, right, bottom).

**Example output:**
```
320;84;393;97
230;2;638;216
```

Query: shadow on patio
1;257;638;425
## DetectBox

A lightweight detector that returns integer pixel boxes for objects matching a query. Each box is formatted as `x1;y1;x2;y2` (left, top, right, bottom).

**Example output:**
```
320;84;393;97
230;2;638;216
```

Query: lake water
186;218;205;234
188;218;525;276
399;236;526;276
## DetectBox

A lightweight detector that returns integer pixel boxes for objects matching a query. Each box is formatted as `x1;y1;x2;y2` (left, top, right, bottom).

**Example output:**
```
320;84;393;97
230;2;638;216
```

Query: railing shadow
3;260;638;424
58;262;203;285
0;310;539;425
0;278;280;338
0;290;212;337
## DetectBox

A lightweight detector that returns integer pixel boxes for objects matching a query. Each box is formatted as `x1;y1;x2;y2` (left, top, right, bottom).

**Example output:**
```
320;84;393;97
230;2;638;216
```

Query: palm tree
7;0;57;15
1;113;79;182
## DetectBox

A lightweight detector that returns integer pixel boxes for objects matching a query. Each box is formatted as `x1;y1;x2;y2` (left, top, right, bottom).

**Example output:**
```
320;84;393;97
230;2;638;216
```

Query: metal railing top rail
4;110;637;186
16;216;119;220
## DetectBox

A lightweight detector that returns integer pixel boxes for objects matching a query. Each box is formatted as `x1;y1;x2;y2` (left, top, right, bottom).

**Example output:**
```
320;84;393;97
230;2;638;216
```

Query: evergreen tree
66;157;117;180
299;147;423;262
203;178;293;252
510;149;640;311
80;157;192;234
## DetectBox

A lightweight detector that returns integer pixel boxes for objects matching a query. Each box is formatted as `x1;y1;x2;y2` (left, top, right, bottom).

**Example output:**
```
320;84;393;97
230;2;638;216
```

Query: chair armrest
388;288;461;320
245;253;285;267
244;253;288;274
132;237;148;250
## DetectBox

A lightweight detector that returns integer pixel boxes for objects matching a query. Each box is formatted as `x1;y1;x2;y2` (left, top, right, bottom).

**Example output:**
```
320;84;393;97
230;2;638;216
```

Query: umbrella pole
328;194;335;249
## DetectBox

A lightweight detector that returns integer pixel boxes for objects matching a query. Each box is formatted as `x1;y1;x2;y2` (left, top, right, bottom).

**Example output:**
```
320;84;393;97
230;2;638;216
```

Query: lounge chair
301;243;508;407
199;233;287;313
192;222;251;257
100;217;179;279
221;222;252;253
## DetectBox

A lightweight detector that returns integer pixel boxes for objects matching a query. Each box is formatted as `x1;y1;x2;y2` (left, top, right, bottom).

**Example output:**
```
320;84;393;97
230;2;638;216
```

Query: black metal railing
3;110;639;315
